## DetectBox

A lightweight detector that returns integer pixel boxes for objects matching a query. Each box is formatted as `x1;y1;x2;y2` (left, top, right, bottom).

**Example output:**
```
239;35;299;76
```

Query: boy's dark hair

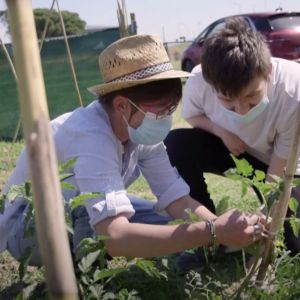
201;17;271;98
99;78;182;111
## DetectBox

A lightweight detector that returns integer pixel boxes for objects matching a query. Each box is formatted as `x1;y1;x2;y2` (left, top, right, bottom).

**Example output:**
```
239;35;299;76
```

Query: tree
0;8;86;39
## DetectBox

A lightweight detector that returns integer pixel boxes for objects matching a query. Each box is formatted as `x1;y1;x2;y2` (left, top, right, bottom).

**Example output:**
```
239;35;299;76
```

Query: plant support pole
56;0;83;107
0;37;21;143
256;106;300;284
6;1;78;299
10;0;55;143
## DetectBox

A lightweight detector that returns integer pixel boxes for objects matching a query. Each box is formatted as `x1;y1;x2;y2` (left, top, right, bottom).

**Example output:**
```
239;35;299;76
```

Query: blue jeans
7;197;171;266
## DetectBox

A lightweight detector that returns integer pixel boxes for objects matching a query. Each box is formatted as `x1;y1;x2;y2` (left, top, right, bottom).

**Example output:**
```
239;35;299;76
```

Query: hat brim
87;69;192;96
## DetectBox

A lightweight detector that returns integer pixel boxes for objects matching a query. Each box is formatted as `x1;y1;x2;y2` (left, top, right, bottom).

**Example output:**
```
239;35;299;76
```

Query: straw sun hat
87;34;191;96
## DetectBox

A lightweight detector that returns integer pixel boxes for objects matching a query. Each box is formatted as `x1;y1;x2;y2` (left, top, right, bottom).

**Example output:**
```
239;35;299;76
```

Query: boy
165;18;300;255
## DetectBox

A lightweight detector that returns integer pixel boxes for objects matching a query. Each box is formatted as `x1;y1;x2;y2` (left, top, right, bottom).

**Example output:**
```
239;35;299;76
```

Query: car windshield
268;15;300;30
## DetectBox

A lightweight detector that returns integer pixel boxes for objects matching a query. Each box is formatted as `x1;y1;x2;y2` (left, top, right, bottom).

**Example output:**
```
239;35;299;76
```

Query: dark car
181;12;300;72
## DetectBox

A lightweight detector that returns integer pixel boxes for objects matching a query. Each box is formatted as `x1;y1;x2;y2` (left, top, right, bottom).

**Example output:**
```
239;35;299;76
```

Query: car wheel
182;59;195;72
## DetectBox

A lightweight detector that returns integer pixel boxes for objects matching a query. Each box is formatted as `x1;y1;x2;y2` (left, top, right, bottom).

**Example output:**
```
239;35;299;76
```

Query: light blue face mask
220;96;270;124
123;100;173;145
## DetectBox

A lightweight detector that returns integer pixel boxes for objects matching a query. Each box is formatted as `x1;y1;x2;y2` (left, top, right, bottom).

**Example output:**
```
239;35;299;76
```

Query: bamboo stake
0;37;18;82
6;1;78;299
256;105;300;284
5;0;55;143
117;0;129;38
38;0;55;51
55;0;83;107
0;38;18;177
0;37;21;143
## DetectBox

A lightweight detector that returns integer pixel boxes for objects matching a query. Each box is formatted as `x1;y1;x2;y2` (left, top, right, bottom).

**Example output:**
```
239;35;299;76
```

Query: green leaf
161;258;169;269
224;169;243;181
116;289;139;300
24;203;35;238
80;274;90;286
6;184;26;201
24;226;35;239
168;219;186;225
24;181;32;197
78;249;101;273
278;180;285;193
266;190;280;211
88;284;106;298
19;247;33;281
96;235;111;242
135;259;161;278
0;194;5;214
243;242;261;257
16;283;38;300
254;170;266;182
70;192;103;210
185;208;201;222
103;291;117;300
65;223;74;235
289;197;299;214
289;216;300;237
59;157;77;173
60;181;76;191
216;196;229;215
59;173;74;182
76;238;101;261
292;178;300;188
93;268;126;282
241;179;249;198
230;155;254;177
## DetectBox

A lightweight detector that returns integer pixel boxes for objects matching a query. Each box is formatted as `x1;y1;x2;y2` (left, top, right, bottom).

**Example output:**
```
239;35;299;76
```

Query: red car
181;12;300;72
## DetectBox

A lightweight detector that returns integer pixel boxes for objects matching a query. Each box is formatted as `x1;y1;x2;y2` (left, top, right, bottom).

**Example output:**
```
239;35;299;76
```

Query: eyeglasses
128;99;177;119
140;103;177;118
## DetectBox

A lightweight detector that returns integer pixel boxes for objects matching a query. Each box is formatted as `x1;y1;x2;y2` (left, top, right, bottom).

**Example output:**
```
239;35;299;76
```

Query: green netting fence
0;27;120;139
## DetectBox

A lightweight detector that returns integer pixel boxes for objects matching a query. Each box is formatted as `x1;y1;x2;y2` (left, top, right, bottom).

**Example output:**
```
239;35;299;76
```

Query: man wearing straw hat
0;34;266;266
165;17;300;255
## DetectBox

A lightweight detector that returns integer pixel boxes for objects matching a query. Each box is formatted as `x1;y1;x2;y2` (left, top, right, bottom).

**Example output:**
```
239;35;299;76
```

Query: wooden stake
117;0;129;37
256;105;300;284
56;0;83;107
38;0;55;51
9;0;55;143
0;37;21;143
0;37;18;82
6;1;78;299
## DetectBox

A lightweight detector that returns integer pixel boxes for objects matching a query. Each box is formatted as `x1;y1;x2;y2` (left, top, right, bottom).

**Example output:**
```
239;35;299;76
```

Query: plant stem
256;105;300;284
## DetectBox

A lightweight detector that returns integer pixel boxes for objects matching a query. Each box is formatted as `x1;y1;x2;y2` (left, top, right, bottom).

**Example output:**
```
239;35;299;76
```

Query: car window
205;21;226;39
195;27;210;42
250;18;271;31
268;14;300;30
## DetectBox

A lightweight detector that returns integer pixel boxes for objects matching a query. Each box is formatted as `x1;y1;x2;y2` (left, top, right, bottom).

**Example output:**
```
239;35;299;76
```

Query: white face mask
220;96;270;124
123;99;173;145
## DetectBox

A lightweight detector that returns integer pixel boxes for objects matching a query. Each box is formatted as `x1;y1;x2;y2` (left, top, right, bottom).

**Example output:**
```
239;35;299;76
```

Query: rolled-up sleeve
138;143;190;212
63;130;135;227
85;190;135;228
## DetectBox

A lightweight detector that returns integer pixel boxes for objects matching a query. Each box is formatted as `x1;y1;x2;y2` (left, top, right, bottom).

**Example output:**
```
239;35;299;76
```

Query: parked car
181;12;300;72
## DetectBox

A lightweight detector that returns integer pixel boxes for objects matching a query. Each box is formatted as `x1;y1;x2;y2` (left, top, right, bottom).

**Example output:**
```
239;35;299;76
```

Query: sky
0;0;300;43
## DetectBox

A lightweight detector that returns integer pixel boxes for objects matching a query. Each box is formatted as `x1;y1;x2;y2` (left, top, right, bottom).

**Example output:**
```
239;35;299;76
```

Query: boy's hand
219;129;247;156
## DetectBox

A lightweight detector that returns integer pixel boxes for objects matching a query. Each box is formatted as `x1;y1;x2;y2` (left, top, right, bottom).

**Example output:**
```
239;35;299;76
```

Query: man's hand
214;209;267;247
